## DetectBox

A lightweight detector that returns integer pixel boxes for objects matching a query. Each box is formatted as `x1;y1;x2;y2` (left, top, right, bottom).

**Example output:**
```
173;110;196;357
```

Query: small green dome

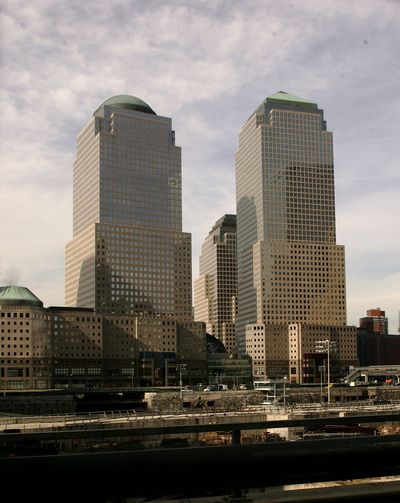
94;95;156;116
0;286;43;308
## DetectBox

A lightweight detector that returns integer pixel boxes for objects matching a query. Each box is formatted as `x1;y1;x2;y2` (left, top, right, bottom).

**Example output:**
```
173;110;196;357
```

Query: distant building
357;308;400;366
359;308;388;335
357;333;400;366
245;323;357;383
206;333;253;389
194;214;237;353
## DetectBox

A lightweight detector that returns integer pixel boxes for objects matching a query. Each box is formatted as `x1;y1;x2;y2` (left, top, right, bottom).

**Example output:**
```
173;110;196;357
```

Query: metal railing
2;399;400;432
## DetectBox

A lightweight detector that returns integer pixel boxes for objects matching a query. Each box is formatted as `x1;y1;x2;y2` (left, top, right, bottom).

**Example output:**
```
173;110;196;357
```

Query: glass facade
73;105;181;235
235;93;347;354
66;98;192;320
194;215;237;352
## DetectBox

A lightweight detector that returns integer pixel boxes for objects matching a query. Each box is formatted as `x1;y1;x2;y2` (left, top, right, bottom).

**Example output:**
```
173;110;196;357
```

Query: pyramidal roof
0;286;43;308
266;91;317;107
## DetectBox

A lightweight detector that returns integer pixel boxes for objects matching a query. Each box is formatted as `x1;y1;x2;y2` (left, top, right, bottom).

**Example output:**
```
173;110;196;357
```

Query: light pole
316;339;337;404
327;342;331;404
318;365;325;402
283;376;287;408
178;363;186;400
131;361;134;388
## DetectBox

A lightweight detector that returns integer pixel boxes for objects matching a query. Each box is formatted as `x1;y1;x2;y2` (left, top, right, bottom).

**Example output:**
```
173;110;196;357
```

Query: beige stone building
0;285;207;389
0;286;50;389
245;322;357;383
236;92;357;382
0;286;106;389
194;215;237;353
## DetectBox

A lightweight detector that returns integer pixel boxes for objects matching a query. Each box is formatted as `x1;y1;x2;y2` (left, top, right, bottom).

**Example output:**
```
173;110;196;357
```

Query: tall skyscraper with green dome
65;95;193;322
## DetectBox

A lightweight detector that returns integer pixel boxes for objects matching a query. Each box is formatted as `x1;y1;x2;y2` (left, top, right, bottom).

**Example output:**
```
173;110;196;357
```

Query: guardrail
1;410;400;445
2;400;400;429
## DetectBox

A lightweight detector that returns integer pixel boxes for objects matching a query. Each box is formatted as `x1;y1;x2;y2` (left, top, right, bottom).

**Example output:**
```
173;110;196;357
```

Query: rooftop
0;286;43;308
93;95;156;116
266;91;317;108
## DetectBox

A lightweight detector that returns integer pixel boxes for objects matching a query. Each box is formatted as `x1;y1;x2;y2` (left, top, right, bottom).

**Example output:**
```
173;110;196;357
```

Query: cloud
336;185;400;331
0;0;399;333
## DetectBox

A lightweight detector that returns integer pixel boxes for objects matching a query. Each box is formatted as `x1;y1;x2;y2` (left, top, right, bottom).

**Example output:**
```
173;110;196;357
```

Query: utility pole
319;365;325;402
283;376;287;408
316;339;336;404
178;363;186;400
327;342;331;404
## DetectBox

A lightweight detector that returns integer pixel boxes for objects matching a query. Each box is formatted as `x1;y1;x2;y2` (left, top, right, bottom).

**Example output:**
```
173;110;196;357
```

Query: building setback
61;95;209;386
194;214;238;353
235;91;357;382
65;95;192;321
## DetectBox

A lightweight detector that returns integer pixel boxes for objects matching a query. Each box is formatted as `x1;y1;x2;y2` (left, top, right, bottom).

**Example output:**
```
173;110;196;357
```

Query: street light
178;363;187;400
318;364;325;402
283;376;287;408
316;339;336;404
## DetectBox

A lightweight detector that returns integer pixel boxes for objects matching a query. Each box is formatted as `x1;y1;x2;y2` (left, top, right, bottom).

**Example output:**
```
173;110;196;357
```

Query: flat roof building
359;308;388;335
194;214;237;353
0;285;207;390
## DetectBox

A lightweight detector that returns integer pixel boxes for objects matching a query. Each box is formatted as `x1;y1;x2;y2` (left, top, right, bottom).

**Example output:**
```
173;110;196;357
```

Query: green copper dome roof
93;95;156;116
0;286;43;308
266;91;317;107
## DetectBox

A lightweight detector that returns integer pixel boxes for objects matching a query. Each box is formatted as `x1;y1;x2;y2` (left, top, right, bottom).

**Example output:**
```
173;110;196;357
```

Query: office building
64;95;207;382
0;285;207;389
0;286;50;389
357;307;400;366
235;91;357;381
194;214;237;353
357;331;400;367
245;322;357;383
359;308;388;335
65;95;192;321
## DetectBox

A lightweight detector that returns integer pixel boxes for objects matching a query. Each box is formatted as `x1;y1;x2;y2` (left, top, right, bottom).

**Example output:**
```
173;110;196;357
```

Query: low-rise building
0;285;207;390
245;322;358;384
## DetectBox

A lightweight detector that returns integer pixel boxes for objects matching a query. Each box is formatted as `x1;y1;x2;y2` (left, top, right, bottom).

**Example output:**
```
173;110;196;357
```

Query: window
54;368;69;376
71;368;85;376
7;368;24;377
87;367;101;376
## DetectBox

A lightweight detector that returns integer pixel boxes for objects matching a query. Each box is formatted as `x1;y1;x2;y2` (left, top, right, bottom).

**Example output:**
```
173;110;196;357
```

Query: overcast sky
1;0;399;333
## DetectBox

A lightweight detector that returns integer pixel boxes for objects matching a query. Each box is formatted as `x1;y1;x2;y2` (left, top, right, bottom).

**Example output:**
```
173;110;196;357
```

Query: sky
0;0;399;333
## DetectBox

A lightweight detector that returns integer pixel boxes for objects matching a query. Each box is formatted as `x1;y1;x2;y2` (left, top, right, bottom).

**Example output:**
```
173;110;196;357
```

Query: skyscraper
235;92;356;382
65;95;192;321
194;214;237;353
